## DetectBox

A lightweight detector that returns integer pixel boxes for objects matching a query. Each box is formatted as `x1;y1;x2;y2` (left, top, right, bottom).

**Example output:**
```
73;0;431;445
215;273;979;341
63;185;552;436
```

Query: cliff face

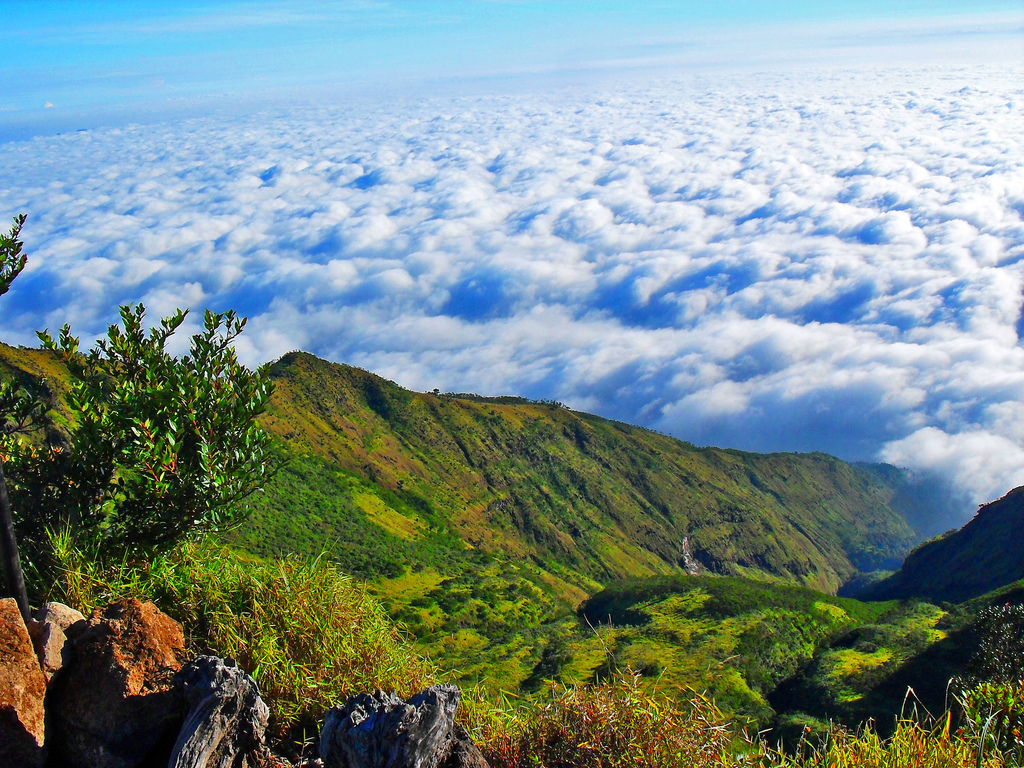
864;485;1024;604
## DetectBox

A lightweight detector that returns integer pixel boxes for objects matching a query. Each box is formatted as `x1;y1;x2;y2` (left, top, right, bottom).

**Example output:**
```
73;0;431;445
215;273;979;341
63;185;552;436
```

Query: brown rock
0;597;47;768
51;597;187;768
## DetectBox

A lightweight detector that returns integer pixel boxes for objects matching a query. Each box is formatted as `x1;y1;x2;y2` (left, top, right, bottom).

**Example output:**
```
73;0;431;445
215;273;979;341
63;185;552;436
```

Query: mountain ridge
0;342;935;594
863;485;1024;603
254;350;923;593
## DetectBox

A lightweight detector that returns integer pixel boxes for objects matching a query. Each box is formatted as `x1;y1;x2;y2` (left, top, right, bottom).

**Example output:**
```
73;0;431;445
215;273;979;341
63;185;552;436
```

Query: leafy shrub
968;603;1024;684
29;304;275;559
48;535;433;740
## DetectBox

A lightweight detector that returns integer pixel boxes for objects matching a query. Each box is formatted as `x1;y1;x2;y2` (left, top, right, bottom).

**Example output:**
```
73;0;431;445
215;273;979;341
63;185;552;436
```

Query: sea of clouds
1;64;1022;510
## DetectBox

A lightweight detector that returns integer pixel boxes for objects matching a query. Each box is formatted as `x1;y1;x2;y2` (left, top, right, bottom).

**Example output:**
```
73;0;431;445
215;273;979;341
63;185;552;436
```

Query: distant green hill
251;350;920;594
863;486;1024;604
0;342;935;595
768;576;1024;736
576;574;898;721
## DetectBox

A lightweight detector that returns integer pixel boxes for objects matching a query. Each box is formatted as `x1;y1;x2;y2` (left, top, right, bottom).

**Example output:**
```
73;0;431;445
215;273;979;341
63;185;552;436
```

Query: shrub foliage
6;304;275;571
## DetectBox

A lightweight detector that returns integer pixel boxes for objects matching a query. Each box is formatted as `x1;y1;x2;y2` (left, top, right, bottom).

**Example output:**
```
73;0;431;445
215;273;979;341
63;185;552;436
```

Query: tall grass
463;673;738;768
770;719;1010;768
47;533;433;739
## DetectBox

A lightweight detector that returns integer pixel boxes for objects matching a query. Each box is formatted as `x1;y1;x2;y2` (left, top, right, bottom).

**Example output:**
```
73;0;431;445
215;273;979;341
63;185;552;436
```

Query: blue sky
3;1;1021;131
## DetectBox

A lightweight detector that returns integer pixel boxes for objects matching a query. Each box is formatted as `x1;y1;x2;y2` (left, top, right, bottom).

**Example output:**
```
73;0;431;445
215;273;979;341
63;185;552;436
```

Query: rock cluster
52;598;187;768
0;596;489;768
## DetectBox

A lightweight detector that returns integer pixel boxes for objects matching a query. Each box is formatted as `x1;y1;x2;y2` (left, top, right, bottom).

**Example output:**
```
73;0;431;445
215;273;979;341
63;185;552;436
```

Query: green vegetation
257;351;920;595
0;337;1002;733
2;218;1022;766
0;300;275;617
865;486;1024;604
959;680;1024;765
0;214;28;295
225;450;463;579
47;535;433;741
573;575;896;722
0;213;44;619
29;304;275;558
41;532;1024;766
476;674;736;768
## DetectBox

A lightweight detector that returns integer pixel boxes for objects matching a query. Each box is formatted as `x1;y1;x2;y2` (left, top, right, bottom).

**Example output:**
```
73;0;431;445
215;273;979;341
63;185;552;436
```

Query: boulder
320;685;488;768
29;617;69;684
0;597;47;768
169;655;270;768
36;601;86;633
50;597;187;768
28;601;86;685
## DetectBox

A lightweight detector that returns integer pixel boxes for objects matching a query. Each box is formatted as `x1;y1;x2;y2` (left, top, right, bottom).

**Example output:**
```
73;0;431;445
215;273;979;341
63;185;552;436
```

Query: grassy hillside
769;577;1024;737
864;486;1024;604
7;338;1023;749
0;342;928;594
254;350;918;595
573;575;899;722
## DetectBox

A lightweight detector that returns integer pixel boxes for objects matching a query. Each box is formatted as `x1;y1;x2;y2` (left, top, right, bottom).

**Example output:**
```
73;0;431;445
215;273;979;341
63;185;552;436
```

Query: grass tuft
47;532;434;740
472;673;738;768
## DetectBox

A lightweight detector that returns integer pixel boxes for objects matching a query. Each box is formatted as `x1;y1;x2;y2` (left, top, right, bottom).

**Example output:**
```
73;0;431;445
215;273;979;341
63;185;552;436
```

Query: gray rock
34;601;86;633
28;617;70;685
24;603;84;688
168;655;270;768
437;724;489;768
320;685;462;768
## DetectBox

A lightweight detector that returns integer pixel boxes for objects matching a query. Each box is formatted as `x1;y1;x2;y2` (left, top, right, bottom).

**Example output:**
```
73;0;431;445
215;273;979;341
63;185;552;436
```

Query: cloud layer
1;64;1022;509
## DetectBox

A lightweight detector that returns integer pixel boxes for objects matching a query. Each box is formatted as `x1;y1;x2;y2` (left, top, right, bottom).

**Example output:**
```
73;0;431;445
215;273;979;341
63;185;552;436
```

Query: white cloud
2;63;1023;512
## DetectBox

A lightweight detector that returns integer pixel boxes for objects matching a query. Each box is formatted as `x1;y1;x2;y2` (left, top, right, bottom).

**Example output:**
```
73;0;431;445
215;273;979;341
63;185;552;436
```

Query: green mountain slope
0;343;924;595
863;486;1024;604
254;351;917;594
768;577;1024;737
4;339;1004;731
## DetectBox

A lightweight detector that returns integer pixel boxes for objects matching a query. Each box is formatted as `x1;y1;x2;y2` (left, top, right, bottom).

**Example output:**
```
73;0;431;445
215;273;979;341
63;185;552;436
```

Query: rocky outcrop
0;597;47;768
2;589;490;768
169;655;270;768
320;685;488;768
50;597;188;768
